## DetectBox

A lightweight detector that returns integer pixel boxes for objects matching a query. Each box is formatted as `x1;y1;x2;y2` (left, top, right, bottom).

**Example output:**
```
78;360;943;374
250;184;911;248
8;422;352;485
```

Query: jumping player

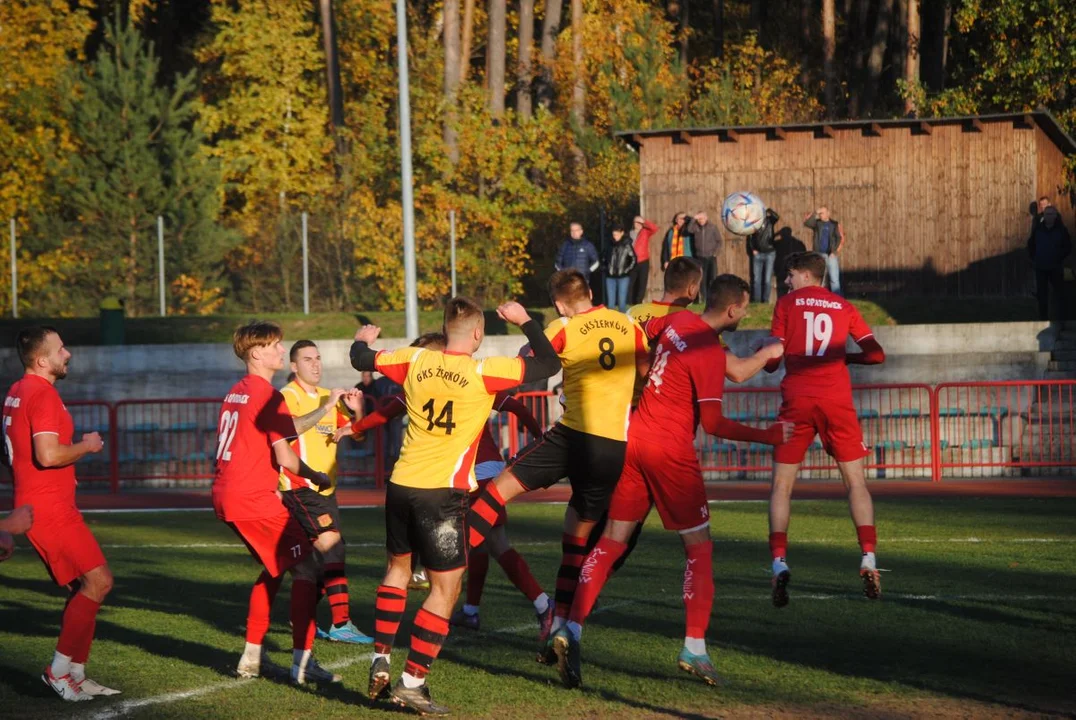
337;334;550;631
214;321;339;685
278;340;372;644
3;327;119;701
466;269;647;664
551;276;789;689
764;252;886;606
349;299;560;716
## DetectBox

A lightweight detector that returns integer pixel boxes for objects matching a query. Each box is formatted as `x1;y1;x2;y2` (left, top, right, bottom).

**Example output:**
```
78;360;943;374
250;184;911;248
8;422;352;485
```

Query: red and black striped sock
324;562;350;626
467;483;506;549
555;533;589;619
404;608;450;681
374;584;407;655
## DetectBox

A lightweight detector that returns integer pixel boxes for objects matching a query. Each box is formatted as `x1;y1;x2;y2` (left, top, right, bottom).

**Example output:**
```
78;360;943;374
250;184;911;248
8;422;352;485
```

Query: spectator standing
686;212;721;292
604;224;636;313
803;207;845;295
1028;206;1072;323
555;222;600;282
773;227;807;300
628;216;659;304
747;208;780;303
660;212;694;270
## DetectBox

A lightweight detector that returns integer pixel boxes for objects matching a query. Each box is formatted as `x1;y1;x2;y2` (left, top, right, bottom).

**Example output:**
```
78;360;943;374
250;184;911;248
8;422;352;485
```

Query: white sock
463;604;480;616
861;551;877;570
533;593;550;614
293;649;311;669
772;557;788;574
550;615;566;633
400;671;425;689
374;652;391;664
566;621;582;641
51;652;72;679
69;662;86;682
242;642;261;662
684;637;707;656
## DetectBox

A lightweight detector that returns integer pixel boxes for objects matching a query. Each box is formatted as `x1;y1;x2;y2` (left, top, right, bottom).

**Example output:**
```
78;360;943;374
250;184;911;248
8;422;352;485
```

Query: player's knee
314;530;342;554
83;566;113;599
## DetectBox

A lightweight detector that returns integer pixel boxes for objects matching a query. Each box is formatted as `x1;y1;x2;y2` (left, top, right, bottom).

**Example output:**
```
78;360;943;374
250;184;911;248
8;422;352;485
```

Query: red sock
468;483;507;549
683;542;714;639
856;525;877;553
466;551;490;607
374;584;407;654
245;570;283;644
555;533;589;619
57;592;101;664
404;608;449;680
769;532;788;560
497;548;543;603
323;562;350;626
290;578;318;651
567;537;626;626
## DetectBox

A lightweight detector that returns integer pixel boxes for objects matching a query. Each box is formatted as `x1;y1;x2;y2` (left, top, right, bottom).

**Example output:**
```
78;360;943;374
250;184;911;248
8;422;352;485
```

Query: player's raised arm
497;301;561;382
349;324;382;371
726;340;784;383
333;395;405;443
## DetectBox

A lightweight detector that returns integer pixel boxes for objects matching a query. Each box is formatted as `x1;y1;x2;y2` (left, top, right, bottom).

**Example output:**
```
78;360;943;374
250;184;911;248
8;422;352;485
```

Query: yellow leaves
169;274;226;316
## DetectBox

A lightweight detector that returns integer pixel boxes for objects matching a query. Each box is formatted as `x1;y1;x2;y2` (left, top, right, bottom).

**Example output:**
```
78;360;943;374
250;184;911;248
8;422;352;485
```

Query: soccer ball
721;192;766;236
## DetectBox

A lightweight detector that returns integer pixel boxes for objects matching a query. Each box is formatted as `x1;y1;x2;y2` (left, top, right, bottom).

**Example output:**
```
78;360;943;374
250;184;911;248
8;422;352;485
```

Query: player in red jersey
550;276;790;689
764;252;886;606
2;327;118;701
214;321;339;686
336;333;551;633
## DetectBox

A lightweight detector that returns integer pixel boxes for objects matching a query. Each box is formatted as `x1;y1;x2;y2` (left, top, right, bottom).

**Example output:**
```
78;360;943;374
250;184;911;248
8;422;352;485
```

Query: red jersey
771;286;874;399
3;375;79;524
212;374;297;521
632;312;727;448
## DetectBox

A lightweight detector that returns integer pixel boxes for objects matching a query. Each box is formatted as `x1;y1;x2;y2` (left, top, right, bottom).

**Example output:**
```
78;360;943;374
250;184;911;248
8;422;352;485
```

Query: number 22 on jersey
804;311;833;356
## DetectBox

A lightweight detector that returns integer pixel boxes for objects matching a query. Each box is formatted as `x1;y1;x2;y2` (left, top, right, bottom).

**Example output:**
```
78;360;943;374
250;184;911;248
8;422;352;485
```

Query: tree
57;15;232;315
517;0;536;117
444;0;461;164
488;0;507;115
904;0;920;115
536;0;564;108
863;0;895;116
822;0;836;116
460;0;477;82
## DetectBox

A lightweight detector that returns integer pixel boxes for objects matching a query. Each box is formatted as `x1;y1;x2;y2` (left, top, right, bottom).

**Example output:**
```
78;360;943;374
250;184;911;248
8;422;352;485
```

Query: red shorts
470;479;506;529
775;394;870;465
608;439;711;532
226;510;312;578
26;515;107;587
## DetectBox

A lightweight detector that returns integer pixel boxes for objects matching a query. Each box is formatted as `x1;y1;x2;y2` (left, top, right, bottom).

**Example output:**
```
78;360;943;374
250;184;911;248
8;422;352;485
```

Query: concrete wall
0;321;1057;402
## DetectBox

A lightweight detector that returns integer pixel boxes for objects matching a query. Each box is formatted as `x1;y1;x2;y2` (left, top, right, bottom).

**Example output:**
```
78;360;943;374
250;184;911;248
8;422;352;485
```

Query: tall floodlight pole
302;212;310;315
396;0;419;338
9;219;17;319
450;209;457;297
157;216;165;316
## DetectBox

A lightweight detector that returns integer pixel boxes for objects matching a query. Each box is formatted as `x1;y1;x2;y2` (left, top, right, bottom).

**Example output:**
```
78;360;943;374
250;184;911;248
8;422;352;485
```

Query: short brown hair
705;274;750;312
443;297;484;337
785;251;827;281
548;269;590;305
663;257;703;294
233;320;282;360
16;326;59;369
411;332;447;350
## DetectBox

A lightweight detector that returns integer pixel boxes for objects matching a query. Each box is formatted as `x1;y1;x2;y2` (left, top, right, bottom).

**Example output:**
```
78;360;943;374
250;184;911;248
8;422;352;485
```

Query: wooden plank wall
638;120;1070;299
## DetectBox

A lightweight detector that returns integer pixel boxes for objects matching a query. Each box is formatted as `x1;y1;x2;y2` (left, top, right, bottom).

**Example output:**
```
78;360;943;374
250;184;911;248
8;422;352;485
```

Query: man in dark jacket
747;208;780;303
686;212;721;292
803;206;845;295
1028;206;1072;322
603;224;636;313
555;222;600;281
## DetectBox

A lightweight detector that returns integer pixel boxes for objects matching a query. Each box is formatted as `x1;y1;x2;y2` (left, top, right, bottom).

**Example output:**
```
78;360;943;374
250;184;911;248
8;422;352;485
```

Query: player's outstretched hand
332;426;353;444
2;504;33;535
759;339;784;361
328;388;347;407
342;388;364;414
0;530;13;562
497;301;531;327
81;432;104;454
355;324;381;344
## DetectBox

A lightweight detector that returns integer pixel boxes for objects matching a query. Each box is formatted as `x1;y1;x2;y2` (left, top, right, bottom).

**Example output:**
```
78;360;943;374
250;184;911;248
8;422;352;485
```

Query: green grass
0;296;1046;346
1;498;1074;718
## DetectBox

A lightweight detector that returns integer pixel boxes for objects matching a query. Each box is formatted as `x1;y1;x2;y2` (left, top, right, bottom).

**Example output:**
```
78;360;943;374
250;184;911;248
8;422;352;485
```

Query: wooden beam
721;129;739;142
1014;114;1035;130
769;127;786;141
678;130;692;144
819;124;835;138
964;117;984;133
917;121;932;135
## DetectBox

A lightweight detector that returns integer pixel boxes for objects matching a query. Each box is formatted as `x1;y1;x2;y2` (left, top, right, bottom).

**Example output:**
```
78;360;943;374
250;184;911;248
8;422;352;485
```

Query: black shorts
508;423;627;521
385;482;469;572
281;488;342;540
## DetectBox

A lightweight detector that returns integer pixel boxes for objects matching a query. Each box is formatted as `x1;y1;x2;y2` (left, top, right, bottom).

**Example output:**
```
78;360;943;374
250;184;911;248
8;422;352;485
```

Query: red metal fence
6;381;1074;492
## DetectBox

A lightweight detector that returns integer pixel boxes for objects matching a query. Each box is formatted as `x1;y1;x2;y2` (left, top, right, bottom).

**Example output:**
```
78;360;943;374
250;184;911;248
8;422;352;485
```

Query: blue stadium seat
857;409;880;419
183;451;211;462
874;440;906;450
884;408;921;418
938;408;967;417
166;421;199;432
960;439;996;449
979;405;1009;418
915;439;949;450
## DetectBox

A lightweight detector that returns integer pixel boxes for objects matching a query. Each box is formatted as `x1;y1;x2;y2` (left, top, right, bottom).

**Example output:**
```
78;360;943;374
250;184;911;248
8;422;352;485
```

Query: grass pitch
0;498;1073;719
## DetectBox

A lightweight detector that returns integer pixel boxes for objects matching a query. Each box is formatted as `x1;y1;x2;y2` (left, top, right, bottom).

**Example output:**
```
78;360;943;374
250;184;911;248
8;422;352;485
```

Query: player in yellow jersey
278;340;373;645
349;298;561;716
466;268;648;664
